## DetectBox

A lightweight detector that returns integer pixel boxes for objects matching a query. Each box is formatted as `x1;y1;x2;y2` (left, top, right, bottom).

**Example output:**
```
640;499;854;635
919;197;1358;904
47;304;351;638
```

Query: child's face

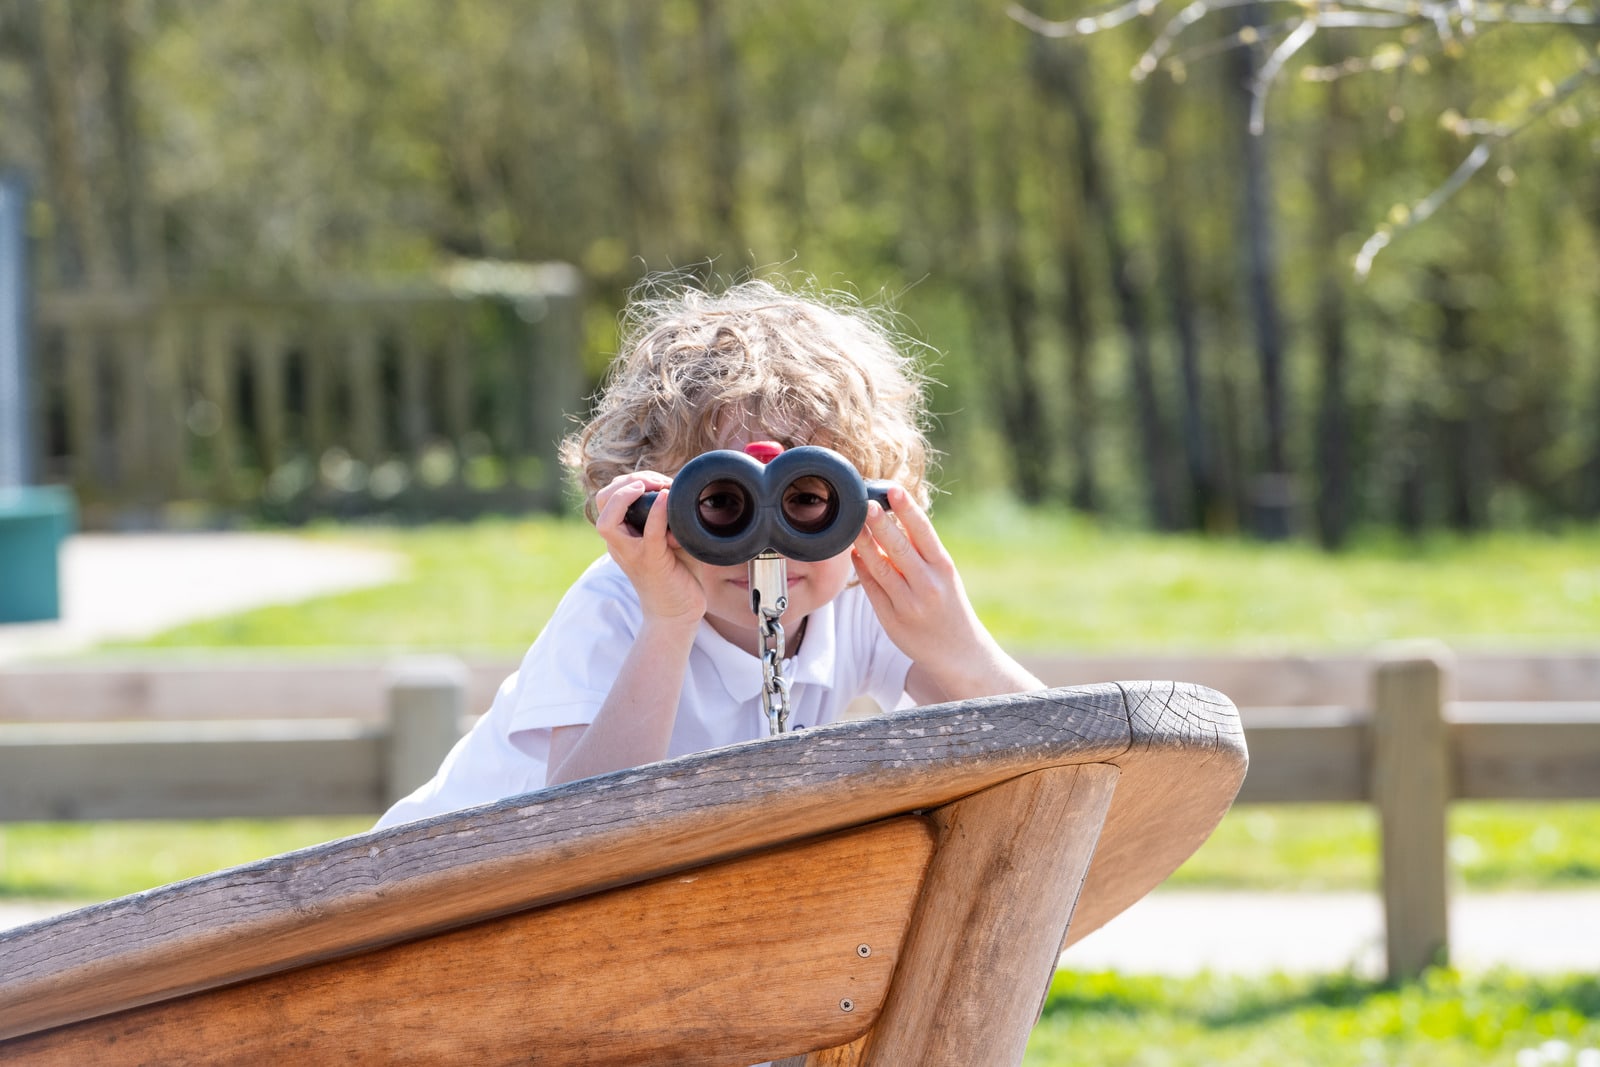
681;428;856;649
686;548;856;650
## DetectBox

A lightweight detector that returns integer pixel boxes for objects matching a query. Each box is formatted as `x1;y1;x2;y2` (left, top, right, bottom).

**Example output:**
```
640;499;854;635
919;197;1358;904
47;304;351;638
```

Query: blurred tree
1;0;1596;538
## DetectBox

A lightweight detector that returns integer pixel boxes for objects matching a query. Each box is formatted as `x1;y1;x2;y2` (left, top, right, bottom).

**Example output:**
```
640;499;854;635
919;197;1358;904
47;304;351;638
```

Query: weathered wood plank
0;720;385;820
1069;681;1246;948
0;683;1246;1041
1026;652;1600;706
1235;706;1367;803
851;765;1118;1066
0;659;506;723
1454;706;1600;800
7;653;1598;724
2;818;933;1067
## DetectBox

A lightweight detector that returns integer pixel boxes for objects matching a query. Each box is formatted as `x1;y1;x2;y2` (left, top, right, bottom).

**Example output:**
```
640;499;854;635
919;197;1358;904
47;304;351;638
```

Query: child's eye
782;477;837;533
697;481;752;535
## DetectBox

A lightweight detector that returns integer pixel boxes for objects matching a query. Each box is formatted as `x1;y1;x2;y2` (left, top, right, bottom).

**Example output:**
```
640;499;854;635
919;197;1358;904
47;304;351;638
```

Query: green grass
0;818;373;902
108;505;1600;653
1025;969;1600;1065
8;509;1599;904
1171;802;1600;892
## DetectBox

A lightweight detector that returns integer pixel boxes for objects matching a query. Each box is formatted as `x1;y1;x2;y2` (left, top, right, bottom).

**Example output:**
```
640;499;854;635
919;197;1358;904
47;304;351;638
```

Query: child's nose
743;440;784;464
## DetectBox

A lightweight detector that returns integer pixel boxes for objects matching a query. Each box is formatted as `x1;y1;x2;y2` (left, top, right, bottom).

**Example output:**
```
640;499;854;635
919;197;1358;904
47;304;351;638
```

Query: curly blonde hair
563;277;934;519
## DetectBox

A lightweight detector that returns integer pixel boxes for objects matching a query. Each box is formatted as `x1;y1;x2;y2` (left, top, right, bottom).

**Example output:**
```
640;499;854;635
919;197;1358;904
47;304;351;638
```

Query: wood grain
0;719;385;820
1063;681;1245;949
0;682;1247;1044
2;818;934;1066
851;765;1119;1066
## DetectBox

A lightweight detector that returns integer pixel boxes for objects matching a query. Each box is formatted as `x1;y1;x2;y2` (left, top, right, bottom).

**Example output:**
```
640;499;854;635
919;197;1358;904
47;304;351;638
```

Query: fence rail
2;648;1597;979
31;269;584;526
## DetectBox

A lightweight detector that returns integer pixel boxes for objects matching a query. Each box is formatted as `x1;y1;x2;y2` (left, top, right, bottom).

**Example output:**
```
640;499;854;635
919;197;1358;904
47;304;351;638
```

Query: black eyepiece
621;446;893;566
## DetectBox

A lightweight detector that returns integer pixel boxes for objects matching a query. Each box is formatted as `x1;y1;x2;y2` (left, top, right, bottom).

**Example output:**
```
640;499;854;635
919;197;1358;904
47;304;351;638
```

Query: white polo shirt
376;556;913;829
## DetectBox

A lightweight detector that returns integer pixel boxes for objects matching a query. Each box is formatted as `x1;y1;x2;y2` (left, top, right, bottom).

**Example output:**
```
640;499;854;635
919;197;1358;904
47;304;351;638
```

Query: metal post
0;172;31;489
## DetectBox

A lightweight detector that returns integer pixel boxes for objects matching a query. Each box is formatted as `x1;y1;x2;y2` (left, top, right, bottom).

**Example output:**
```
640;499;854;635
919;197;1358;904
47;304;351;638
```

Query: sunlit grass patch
0;818;372;902
1026;969;1600;1066
1169;802;1600;892
103;510;1600;654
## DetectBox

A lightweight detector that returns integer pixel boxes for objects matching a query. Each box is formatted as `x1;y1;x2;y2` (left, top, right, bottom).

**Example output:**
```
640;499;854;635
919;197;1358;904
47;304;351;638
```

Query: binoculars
623;446;894;566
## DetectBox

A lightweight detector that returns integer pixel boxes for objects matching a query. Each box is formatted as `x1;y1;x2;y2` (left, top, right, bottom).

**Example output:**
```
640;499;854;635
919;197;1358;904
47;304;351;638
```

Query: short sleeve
507;560;643;736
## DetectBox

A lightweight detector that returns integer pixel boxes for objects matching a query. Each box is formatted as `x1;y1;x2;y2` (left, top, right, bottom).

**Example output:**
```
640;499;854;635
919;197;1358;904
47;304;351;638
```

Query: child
376;277;1042;829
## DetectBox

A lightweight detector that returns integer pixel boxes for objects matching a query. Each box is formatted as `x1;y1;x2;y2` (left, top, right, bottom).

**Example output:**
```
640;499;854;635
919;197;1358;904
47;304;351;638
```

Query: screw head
856;943;872;958
840;998;855;1013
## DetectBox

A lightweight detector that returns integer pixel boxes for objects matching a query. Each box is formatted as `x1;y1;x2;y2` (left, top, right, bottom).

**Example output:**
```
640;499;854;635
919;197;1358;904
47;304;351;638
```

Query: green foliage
1026;969;1600;1065
3;2;1598;534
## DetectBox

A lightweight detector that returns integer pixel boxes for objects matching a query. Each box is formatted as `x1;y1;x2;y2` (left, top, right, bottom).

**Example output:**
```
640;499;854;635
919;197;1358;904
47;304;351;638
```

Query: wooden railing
2;647;1597;980
31;265;585;526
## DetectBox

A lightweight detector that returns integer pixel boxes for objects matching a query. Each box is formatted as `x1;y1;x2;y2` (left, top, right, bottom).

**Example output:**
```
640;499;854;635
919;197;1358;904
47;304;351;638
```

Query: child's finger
645;488;671;538
852;518;903;586
862;498;923;576
597;479;649;532
883;485;951;566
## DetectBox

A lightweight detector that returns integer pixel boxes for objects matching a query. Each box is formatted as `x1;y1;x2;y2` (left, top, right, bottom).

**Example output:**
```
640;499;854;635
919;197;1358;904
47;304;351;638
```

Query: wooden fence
30;265;585;526
2;648;1597;980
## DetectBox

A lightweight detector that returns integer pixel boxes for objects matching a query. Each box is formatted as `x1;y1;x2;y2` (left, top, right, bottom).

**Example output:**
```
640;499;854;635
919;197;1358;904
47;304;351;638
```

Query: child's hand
594;472;706;628
851;486;1042;703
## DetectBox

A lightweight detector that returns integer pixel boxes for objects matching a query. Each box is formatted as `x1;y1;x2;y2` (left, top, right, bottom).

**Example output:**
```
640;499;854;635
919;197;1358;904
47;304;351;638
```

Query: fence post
1371;645;1453;980
385;656;468;808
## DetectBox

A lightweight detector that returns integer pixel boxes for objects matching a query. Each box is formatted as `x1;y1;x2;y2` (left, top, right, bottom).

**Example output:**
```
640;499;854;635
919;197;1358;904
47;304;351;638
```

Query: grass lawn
1026;969;1600;1066
6;510;1600;902
108;504;1600;653
5;511;1599;1057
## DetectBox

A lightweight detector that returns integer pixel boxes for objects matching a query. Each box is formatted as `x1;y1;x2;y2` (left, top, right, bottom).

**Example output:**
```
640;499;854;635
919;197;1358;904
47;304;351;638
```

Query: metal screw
840;998;855;1013
856;943;872;958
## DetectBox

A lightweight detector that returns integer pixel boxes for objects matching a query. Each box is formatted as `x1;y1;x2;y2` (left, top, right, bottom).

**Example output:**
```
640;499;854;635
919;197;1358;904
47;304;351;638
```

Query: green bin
0;485;76;623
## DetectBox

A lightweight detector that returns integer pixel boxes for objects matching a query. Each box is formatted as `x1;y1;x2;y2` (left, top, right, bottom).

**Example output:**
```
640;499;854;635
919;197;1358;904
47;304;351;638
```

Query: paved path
1061;887;1600;975
0;532;404;663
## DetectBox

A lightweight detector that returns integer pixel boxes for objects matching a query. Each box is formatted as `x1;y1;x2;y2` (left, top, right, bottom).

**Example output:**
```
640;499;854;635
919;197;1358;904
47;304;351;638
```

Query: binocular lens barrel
622;446;892;566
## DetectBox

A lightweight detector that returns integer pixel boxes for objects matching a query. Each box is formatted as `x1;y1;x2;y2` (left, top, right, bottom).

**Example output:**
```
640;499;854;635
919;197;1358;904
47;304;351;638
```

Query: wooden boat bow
0;681;1246;1065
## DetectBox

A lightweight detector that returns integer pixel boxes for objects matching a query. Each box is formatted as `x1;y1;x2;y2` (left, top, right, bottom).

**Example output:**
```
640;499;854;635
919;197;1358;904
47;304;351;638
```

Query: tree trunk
695;0;744;259
1031;38;1175;528
577;5;660;264
1059;212;1099;513
1312;69;1351;550
990;150;1051;505
1431;266;1489;532
25;1;117;286
104;0;162;286
1143;73;1211;531
1229;12;1291;539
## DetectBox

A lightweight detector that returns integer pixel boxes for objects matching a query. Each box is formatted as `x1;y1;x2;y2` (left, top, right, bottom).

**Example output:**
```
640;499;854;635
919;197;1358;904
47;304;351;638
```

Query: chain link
748;551;793;735
758;612;791;735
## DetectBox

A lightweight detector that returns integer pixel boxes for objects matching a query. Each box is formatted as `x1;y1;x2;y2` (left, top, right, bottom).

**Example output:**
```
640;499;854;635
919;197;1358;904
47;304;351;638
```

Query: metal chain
748;551;792;735
758;611;791;735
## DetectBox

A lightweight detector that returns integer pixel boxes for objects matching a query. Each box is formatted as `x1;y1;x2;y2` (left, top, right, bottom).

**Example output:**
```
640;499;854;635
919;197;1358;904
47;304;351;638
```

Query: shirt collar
699;598;839;703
